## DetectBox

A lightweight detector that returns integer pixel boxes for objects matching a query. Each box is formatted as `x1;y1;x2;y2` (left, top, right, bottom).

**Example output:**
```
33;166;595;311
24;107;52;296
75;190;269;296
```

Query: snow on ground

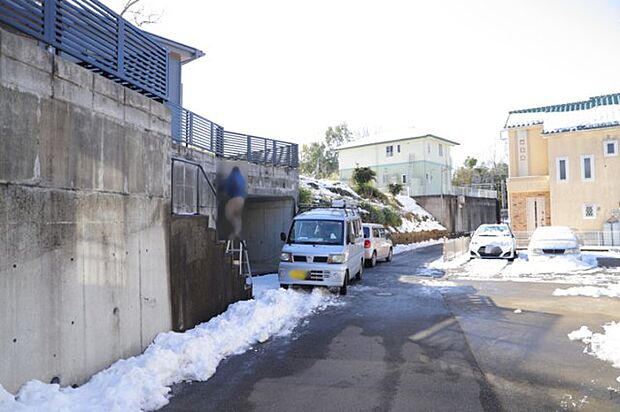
395;195;446;232
553;285;620;298
429;252;620;286
419;279;458;287
568;322;620;383
0;279;339;412
393;239;444;255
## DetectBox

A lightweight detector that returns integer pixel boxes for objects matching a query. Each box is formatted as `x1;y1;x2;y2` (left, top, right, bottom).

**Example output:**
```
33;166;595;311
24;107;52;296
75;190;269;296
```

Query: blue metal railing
0;0;168;100
169;103;299;168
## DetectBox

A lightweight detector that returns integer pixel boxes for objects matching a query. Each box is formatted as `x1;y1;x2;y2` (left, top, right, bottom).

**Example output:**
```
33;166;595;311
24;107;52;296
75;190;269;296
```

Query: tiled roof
505;93;620;134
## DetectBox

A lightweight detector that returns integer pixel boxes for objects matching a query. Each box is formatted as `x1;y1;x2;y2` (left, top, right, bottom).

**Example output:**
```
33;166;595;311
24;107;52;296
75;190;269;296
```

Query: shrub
298;187;313;205
387;183;403;196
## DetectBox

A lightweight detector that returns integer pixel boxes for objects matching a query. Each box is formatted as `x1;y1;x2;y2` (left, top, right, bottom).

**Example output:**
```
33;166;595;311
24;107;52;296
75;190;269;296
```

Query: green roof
509;93;620;114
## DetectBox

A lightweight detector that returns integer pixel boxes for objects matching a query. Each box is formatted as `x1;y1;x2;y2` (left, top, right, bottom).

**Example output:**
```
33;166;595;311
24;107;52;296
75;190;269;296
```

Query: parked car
469;223;517;260
527;226;582;260
362;223;393;267
278;207;364;295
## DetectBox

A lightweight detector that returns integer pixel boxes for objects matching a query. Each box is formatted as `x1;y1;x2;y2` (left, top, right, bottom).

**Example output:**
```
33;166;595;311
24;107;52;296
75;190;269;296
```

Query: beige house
504;93;620;233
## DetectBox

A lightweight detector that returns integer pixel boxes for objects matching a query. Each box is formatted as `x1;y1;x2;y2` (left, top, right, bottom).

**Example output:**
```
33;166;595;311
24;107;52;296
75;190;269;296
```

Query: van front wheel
339;272;349;295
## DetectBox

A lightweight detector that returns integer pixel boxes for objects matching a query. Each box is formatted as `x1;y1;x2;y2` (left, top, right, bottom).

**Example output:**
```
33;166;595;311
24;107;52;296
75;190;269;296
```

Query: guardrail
443;236;470;261
169;103;299;168
0;0;168;100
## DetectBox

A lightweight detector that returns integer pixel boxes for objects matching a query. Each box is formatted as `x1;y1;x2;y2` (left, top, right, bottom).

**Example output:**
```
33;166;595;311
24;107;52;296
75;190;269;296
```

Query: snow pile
395;195;445;232
430;252;618;285
553;285;620;298
0;286;339;412
300;175;445;233
568;322;620;383
393;239;444;255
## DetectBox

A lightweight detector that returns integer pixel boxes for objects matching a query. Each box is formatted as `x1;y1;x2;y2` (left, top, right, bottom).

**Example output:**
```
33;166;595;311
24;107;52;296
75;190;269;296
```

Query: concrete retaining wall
414;195;499;234
169;216;250;332
0;28;172;393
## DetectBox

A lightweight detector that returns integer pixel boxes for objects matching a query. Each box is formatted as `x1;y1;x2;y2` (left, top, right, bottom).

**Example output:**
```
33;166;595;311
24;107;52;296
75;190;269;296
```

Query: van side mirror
280;232;287;242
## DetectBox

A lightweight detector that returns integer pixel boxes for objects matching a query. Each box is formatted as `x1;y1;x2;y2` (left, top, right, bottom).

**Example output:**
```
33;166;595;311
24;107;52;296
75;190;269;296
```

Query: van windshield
288;219;344;245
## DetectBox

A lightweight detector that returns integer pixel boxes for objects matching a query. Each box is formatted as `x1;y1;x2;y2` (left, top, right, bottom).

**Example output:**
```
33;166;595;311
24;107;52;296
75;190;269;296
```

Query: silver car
527;226;581;260
362;223;393;267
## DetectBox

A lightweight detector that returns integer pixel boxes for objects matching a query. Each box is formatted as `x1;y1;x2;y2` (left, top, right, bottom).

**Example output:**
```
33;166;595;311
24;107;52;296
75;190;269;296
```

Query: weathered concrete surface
414;195;499;234
242;197;296;274
0;27;172;393
169;216;250;332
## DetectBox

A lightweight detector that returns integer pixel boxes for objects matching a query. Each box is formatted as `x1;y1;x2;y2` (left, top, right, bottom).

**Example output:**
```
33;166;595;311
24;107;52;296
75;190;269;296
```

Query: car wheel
385;248;393;262
356;260;363;280
370;251;377;267
281;284;289;290
339;272;349;296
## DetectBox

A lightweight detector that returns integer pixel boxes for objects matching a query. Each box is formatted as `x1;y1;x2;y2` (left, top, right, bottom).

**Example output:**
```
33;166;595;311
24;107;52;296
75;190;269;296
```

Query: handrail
0;0;168;100
171;157;217;217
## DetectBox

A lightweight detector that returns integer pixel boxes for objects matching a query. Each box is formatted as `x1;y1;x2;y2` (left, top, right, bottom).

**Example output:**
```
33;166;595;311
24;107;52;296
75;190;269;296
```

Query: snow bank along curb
568;322;620;383
0;288;340;412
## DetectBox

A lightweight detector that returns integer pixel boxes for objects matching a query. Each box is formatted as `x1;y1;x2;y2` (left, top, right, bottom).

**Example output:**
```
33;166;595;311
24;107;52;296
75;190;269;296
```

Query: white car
469;224;517;260
278;207;365;295
362;223;393;267
527;226;581;260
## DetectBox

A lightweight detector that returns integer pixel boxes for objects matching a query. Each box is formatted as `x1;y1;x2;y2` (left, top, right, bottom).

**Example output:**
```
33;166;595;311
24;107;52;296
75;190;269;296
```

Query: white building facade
337;131;459;196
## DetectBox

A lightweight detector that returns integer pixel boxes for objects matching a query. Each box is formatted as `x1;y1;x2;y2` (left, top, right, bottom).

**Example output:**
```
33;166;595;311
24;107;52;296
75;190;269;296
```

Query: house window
604;140;618;156
402;174;407;184
556;157;568;182
397;144;401;153
581;155;594;181
386;145;393;157
438;143;443;157
583;204;596;219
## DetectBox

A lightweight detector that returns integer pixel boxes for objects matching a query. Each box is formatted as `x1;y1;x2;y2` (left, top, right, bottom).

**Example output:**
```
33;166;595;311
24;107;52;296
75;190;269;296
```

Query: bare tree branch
119;0;162;27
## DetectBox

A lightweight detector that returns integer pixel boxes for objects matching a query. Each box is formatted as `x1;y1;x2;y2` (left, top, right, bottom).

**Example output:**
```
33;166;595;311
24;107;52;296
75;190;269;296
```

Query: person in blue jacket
223;166;247;240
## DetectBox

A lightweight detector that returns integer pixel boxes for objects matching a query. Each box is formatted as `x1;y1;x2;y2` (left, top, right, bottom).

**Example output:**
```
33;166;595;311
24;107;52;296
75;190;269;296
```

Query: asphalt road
163;245;620;412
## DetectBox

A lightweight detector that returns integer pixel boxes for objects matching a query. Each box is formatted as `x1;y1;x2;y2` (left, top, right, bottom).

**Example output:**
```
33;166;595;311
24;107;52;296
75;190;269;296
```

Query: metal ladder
225;239;252;288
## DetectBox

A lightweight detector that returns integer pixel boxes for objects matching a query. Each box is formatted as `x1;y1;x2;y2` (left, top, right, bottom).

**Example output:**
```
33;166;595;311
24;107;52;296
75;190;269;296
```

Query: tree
299;123;356;179
119;0;162;27
352;167;376;187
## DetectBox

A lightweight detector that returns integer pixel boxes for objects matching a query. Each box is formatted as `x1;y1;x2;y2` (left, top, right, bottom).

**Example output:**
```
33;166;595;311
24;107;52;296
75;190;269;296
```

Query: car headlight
280;252;293;262
531;248;543;255
328;253;348;264
564;247;580;254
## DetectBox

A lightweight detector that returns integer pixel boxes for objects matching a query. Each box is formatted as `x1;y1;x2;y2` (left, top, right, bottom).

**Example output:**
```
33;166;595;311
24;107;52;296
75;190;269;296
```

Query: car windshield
363;227;370;238
288;219;344;245
475;225;511;236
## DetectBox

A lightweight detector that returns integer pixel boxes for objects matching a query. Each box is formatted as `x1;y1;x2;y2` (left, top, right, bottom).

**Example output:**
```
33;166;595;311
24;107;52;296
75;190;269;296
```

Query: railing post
188;112;194;146
247;135;252;162
210;124;214;152
117;18;125;75
264;139;268;164
43;0;57;45
272;140;277;166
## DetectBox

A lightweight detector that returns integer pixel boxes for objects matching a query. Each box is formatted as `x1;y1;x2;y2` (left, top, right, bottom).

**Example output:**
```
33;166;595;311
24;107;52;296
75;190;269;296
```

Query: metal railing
513;230;620;249
0;0;168;100
443;236;470;261
169;103;299;168
171;158;217;226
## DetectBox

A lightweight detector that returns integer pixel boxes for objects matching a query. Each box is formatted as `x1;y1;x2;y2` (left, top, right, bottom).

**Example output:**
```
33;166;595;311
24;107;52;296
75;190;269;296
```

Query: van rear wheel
339;273;349;295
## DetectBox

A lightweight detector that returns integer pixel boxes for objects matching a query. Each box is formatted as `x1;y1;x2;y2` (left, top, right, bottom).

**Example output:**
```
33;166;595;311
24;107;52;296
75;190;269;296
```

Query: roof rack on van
297;198;360;216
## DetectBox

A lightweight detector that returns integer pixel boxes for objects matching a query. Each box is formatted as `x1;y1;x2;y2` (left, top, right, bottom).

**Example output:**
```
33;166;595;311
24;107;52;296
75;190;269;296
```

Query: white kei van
278;207;364;295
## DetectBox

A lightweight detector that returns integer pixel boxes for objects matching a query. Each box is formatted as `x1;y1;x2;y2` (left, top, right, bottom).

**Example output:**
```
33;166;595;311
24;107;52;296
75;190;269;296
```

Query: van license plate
289;270;309;280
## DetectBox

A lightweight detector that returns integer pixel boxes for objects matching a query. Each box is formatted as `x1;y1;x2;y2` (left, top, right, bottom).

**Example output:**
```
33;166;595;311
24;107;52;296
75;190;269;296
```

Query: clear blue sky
107;0;620;165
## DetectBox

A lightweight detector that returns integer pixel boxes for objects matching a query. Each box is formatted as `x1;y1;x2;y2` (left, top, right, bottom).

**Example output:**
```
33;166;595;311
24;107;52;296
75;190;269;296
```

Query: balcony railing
169;103;299;168
0;0;168;100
